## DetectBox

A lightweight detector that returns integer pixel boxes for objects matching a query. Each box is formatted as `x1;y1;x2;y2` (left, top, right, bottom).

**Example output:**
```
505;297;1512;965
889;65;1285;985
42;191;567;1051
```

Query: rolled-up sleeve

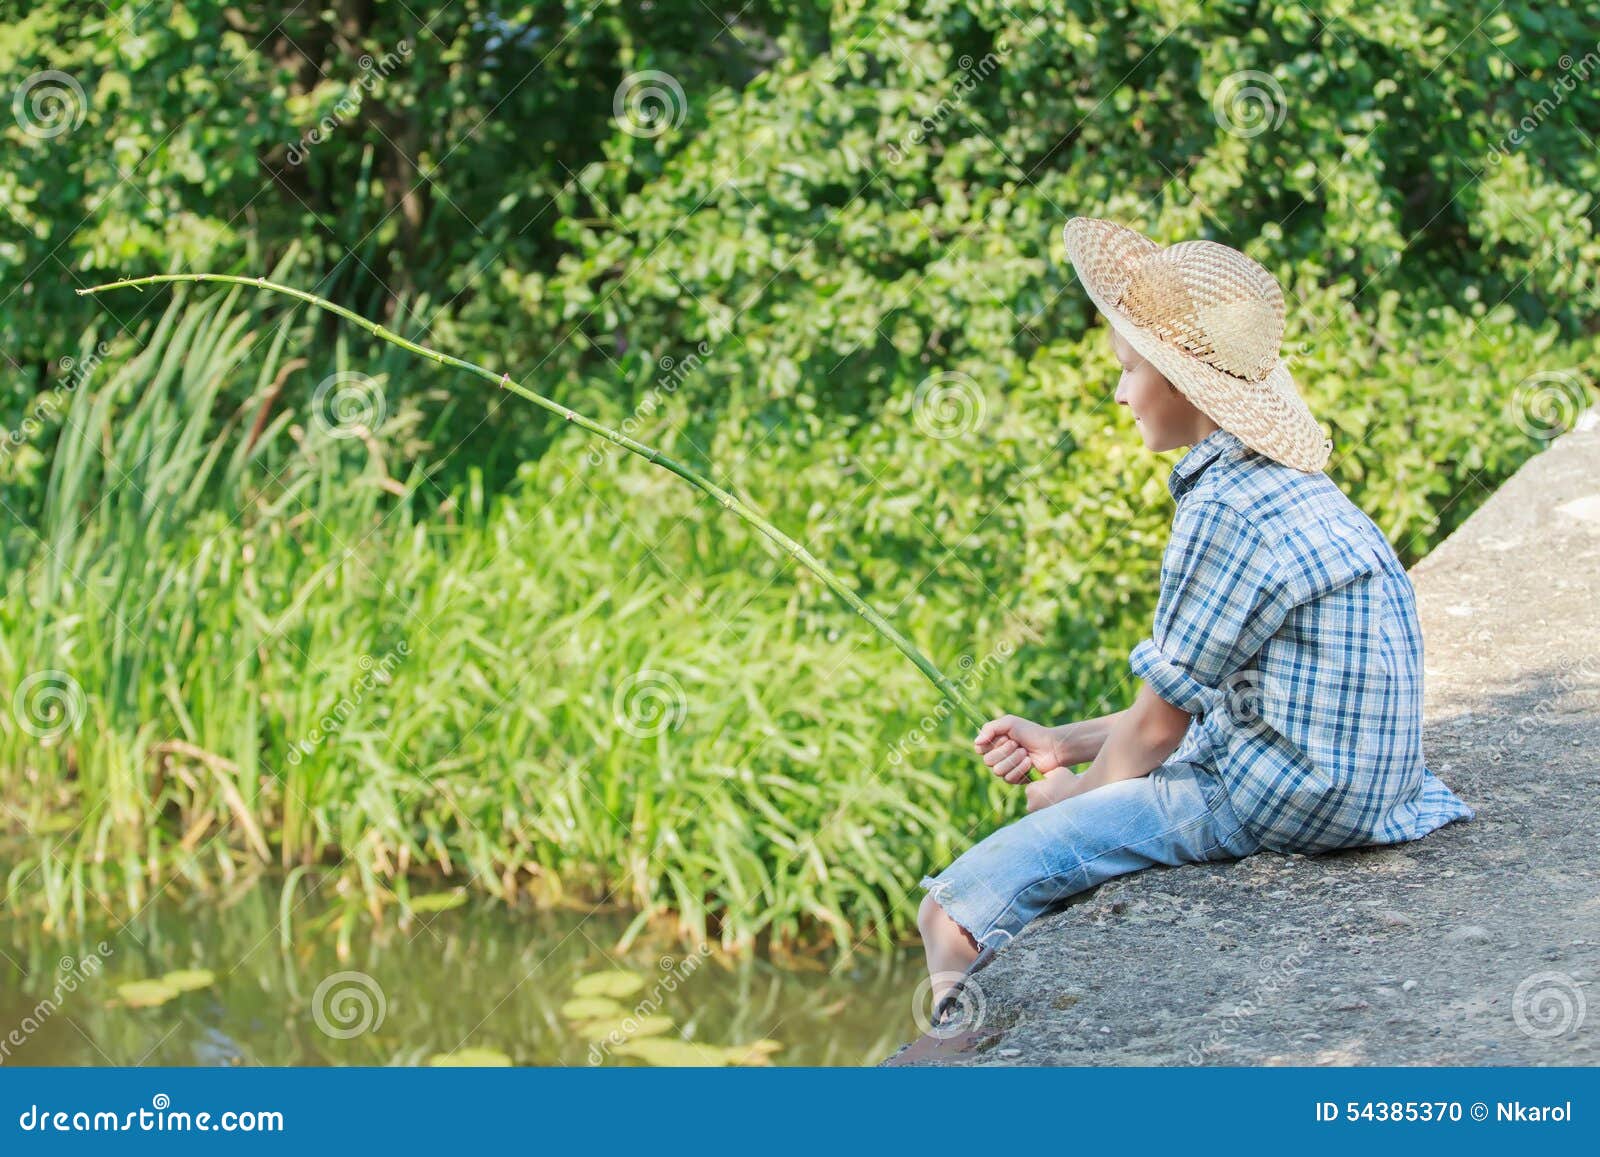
1131;499;1296;715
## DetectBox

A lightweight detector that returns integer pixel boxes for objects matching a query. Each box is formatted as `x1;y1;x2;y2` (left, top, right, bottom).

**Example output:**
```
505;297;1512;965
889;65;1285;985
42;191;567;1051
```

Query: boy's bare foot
917;893;981;1018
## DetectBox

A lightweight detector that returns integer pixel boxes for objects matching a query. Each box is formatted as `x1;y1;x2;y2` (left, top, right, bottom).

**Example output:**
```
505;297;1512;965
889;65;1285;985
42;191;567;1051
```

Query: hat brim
1063;218;1332;474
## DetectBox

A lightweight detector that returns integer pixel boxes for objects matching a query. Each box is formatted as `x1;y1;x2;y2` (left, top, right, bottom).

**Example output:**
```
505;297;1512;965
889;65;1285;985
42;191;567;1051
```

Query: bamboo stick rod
79;274;990;733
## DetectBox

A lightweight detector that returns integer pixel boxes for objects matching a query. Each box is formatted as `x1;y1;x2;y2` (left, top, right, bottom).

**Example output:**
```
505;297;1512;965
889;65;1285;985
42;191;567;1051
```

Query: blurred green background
2;0;1597;953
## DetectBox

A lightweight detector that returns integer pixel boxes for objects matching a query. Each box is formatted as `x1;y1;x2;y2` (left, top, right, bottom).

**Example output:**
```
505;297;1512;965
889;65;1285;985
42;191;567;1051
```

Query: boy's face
1109;326;1218;453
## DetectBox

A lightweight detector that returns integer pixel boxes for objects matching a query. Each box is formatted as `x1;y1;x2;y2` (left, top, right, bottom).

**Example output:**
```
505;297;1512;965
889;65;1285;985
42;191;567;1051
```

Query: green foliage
1;0;1596;947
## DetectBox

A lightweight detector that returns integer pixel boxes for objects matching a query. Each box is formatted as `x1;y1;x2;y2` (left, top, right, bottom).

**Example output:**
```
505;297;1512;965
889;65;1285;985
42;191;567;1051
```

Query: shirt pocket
1280;514;1381;602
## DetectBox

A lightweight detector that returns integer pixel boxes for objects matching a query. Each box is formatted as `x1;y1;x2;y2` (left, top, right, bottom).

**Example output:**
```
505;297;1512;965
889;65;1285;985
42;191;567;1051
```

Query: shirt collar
1168;427;1246;502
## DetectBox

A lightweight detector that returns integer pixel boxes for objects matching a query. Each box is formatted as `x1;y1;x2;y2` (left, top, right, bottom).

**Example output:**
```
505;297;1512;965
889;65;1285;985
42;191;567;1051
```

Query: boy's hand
1024;768;1080;812
973;714;1064;783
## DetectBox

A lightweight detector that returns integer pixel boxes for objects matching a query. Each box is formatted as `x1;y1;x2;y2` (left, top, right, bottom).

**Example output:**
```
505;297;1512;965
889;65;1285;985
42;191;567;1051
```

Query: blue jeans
919;760;1263;950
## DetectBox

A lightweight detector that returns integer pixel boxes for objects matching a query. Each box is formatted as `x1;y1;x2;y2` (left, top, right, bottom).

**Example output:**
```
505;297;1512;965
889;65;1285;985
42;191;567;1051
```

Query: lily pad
559;996;627;1021
575;1015;673;1042
570;969;647;999
723;1038;784;1066
427;1047;512;1067
116;979;179;1008
162;969;215;992
611;1037;730;1067
407;890;468;914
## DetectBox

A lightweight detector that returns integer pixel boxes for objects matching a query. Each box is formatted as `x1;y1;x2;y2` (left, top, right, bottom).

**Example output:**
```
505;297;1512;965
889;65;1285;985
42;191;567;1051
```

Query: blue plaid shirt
1130;427;1475;854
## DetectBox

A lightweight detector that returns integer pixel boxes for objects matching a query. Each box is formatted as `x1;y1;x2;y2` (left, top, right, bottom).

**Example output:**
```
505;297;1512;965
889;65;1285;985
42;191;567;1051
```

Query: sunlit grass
0;290;1038;953
7;276;1574;953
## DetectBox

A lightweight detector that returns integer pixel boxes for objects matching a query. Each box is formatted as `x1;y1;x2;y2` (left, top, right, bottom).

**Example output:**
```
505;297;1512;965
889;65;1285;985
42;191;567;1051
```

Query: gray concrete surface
885;410;1599;1066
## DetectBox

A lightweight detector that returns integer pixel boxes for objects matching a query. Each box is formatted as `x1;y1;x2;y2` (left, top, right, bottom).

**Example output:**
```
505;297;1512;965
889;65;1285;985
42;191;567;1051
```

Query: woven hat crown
1112;241;1284;384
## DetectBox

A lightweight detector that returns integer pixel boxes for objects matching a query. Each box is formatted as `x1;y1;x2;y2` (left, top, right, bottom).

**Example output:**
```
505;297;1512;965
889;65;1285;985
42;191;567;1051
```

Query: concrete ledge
885;411;1600;1066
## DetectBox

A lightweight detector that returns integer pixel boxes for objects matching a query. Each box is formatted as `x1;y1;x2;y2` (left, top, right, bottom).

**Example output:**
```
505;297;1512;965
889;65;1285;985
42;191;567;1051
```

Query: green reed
79;275;988;732
2;285;1015;951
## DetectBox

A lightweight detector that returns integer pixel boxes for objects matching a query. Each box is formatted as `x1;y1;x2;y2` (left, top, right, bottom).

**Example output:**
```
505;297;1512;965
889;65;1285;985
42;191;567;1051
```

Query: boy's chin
1134;422;1174;452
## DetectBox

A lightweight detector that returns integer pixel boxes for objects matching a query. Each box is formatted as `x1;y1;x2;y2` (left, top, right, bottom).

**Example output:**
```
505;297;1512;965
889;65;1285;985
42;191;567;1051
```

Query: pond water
0;874;925;1067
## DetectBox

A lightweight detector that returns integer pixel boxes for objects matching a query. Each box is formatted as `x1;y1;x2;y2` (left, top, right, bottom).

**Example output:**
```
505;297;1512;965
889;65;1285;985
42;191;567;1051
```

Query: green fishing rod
80;274;992;736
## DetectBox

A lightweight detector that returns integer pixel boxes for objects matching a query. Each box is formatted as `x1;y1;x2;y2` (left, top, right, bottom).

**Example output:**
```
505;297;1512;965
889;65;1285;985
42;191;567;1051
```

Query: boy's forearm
1050;709;1128;766
1063;704;1185;796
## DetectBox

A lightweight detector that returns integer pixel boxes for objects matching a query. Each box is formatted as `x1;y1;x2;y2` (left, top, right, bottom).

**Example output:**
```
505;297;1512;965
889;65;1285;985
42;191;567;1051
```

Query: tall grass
2;282;1591;952
0;287;1026;952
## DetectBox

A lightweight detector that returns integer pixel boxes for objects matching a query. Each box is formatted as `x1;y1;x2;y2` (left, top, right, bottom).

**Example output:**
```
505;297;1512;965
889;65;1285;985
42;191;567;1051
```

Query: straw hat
1062;217;1332;473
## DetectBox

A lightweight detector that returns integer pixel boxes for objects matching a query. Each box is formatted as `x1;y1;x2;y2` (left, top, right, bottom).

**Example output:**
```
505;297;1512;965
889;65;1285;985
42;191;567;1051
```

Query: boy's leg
916;761;1259;1025
917;891;982;1014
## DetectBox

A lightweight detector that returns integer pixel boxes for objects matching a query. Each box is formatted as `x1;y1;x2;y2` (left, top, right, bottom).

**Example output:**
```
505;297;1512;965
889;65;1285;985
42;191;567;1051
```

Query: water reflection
0;874;920;1066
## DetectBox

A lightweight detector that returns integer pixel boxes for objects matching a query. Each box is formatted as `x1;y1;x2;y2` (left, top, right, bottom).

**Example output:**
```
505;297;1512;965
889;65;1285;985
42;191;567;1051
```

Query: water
0;874;924;1066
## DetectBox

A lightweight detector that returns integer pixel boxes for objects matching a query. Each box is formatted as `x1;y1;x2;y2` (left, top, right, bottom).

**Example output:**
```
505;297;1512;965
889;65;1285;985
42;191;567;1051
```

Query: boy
916;218;1476;1018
